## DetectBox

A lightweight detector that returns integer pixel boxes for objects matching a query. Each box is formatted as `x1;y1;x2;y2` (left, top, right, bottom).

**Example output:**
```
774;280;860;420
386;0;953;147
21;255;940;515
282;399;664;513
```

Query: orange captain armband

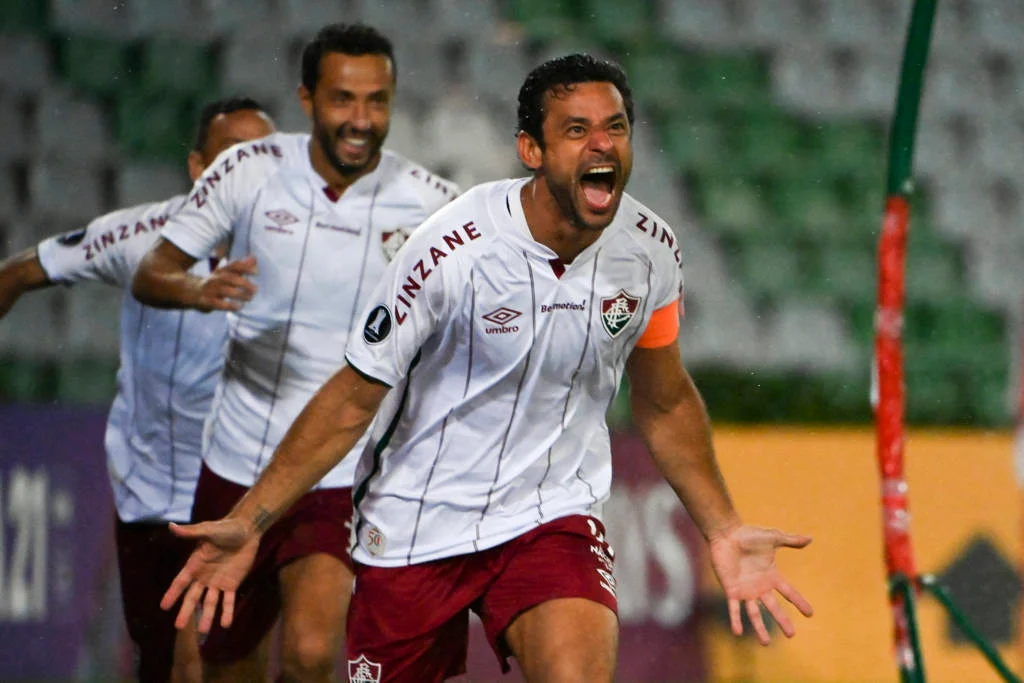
636;299;680;348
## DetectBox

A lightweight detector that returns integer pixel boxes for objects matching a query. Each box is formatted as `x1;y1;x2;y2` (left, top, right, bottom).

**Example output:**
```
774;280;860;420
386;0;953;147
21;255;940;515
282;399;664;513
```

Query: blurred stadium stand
0;0;1019;427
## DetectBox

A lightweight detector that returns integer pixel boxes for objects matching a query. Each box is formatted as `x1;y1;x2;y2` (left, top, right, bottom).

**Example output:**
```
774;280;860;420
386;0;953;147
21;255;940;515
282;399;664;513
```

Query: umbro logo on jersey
600;290;640;338
482;307;521;326
265;209;299;226
363;305;393;344
348;655;382;683
482;307;522;335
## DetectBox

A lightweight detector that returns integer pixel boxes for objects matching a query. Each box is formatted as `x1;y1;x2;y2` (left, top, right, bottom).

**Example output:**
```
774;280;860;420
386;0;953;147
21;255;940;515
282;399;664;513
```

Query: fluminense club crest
348;654;382;683
600;290;640;338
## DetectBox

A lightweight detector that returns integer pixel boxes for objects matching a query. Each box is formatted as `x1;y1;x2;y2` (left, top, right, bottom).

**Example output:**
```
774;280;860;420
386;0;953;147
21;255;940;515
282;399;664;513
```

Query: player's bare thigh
504;597;618;683
278;553;353;681
201;629;273;683
169;624;202;683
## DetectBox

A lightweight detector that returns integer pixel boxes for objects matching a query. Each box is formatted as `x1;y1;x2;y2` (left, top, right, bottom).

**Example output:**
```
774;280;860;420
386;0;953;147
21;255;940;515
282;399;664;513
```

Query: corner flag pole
873;1;937;681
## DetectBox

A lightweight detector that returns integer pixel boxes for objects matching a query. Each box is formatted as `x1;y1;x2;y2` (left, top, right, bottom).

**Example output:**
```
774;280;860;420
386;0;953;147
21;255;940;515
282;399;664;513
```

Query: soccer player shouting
161;55;812;683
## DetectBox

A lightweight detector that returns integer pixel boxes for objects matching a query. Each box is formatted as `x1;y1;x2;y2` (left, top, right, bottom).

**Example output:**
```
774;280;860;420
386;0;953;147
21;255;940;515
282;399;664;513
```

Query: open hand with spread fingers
708;524;814;645
159;517;261;634
193;255;258;312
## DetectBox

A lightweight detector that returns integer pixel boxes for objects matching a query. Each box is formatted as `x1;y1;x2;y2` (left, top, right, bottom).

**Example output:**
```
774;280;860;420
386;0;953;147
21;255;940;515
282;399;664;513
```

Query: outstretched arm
0;248;51;319
161;364;390;633
626;342;813;644
132;238;257;312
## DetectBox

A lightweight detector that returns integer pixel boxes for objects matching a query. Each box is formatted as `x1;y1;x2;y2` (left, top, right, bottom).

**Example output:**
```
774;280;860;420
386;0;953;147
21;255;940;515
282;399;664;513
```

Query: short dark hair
517;53;635;148
300;23;396;93
192;96;266;152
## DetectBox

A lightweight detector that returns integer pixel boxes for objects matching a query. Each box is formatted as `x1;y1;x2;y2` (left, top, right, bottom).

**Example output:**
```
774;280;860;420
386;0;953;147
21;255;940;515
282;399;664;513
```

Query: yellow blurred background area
704;427;1018;683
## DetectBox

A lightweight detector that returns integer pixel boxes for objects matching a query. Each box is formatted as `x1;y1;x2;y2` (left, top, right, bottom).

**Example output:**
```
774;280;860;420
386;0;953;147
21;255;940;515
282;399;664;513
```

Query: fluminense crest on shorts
348;654;382;683
600;290;640;338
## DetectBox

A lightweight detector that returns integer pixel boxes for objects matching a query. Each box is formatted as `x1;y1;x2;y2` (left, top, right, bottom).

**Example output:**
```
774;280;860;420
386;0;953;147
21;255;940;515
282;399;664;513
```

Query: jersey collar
303;137;390;206
503;178;621;269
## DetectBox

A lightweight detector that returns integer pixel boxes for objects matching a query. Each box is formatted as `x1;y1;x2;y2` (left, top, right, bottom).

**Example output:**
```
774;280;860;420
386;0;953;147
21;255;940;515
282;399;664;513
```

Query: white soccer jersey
37;196;226;523
160;133;458;489
345;178;684;566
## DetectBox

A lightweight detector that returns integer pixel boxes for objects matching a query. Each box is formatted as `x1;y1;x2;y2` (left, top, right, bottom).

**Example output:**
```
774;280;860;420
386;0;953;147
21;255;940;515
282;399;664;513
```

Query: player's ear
187;150;205;183
298;84;314;120
516;131;541;171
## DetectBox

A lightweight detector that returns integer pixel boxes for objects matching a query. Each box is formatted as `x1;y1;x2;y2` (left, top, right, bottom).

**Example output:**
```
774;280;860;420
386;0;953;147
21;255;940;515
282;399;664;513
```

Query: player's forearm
633;375;741;542
229;366;386;534
0;249;50;319
131;251;203;309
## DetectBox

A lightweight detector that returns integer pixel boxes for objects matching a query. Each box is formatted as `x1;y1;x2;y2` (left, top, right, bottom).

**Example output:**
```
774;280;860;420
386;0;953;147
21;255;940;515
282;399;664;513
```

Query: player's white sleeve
345;216;460;387
37;211;148;289
160;139;279;259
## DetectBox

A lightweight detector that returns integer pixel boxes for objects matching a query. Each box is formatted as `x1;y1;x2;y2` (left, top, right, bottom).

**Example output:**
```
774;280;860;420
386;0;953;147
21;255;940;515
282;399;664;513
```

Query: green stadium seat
736;240;803;300
58;34;134;97
964;362;1010;427
139;38;216;96
116;88;191;161
693;174;769;236
508;0;577;41
55;358;118;405
0;0;47;32
734;109;804;172
905;301;1006;354
581;0;651;43
905;352;962;424
812;244;876;303
809;121;886;176
905;243;962;305
625;46;686;112
661;114;728;171
687;53;767;106
820;371;872;420
770;176;849;239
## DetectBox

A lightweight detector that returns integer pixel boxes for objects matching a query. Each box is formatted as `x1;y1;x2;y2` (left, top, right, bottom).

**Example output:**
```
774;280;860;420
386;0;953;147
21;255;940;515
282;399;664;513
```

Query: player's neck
520;178;602;264
307;141;381;198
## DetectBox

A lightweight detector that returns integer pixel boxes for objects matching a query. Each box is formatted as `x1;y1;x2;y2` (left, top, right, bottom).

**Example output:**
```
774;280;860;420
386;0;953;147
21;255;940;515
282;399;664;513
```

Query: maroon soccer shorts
190;463;354;664
115;516;197;683
345;514;618;683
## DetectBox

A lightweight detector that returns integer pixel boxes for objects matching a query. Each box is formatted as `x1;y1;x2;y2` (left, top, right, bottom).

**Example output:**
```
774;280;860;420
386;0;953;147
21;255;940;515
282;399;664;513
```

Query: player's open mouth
579;165;617;211
339;135;371;158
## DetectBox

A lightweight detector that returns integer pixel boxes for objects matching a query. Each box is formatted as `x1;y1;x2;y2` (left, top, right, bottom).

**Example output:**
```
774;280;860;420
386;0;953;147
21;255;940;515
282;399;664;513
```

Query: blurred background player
132;23;458;683
158;54;812;683
0;96;275;683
